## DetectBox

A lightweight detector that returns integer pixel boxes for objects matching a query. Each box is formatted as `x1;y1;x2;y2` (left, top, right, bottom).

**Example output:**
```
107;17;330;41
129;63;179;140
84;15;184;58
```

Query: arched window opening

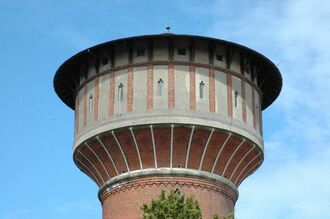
118;83;124;102
157;79;164;97
199;81;205;99
234;90;239;107
89;94;93;112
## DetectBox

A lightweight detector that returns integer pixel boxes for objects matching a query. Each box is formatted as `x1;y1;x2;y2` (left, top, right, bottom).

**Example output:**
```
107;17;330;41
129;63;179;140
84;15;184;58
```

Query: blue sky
1;0;329;218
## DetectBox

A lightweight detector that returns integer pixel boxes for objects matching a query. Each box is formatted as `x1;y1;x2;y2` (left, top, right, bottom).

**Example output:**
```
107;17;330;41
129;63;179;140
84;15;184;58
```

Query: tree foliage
141;190;202;219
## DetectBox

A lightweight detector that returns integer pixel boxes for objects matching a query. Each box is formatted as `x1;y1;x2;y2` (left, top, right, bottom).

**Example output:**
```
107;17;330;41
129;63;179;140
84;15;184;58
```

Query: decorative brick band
99;176;238;203
209;68;215;112
189;65;196;110
74;61;263;104
109;71;115;117
94;77;99;121
127;67;134;112
147;64;153;110
168;63;175;109
83;85;87;127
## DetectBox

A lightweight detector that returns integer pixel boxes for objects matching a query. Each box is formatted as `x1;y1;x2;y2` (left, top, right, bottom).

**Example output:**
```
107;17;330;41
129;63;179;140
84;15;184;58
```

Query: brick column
168;64;175;109
127;67;134;112
94;78;99;121
109;71;115;117
209;68;215;112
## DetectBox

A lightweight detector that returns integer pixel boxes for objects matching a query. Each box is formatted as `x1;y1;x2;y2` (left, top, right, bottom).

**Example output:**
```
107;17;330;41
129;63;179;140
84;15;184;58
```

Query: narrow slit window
157;79;163;97
136;49;145;57
178;48;186;55
101;58;108;66
234;90;239;107
89;94;93;112
199;81;205;99
118;83;124;102
216;54;223;62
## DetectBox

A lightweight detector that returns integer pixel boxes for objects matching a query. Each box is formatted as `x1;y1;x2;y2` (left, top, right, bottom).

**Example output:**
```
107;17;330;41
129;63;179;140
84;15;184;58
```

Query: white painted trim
76;158;100;186
78;150;104;185
98;168;239;200
85;142;110;179
229;144;255;181
199;128;214;170
96;136;119;175
234;151;261;185
185;126;195;168
130;127;143;170
237;160;262;186
112;131;130;172
212;133;231;173
150;125;158;168
221;138;245;176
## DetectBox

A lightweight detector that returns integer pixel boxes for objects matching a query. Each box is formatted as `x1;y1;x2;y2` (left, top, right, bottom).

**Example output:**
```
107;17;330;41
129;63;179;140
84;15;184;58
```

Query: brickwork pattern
74;126;263;188
100;177;237;219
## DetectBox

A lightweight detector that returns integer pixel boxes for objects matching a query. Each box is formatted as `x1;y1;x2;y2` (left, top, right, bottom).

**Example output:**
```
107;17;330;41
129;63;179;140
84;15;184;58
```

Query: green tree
141;190;202;219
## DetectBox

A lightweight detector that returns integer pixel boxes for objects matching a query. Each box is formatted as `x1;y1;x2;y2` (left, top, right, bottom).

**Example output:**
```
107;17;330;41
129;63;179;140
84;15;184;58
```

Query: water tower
54;33;282;218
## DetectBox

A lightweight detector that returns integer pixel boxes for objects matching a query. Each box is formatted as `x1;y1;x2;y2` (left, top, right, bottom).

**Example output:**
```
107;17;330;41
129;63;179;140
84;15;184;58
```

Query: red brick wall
101;177;236;219
127;67;133;112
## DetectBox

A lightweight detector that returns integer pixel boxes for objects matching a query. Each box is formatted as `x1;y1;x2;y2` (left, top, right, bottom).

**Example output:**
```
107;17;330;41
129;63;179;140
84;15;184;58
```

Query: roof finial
166;18;170;33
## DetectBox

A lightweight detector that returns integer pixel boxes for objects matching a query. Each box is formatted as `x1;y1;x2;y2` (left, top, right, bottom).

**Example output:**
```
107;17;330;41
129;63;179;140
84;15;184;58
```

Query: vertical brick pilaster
94;78;99;121
147;64;153;110
227;74;233;117
168;64;175;109
241;80;246;123
74;94;79;134
109;71;115;117
209;68;215;112
252;88;256;129
127;67;134;112
83;85;87;127
189;65;196;110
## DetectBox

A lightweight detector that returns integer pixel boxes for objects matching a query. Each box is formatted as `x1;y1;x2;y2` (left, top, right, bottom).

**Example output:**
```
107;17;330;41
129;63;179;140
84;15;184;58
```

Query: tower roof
54;34;282;110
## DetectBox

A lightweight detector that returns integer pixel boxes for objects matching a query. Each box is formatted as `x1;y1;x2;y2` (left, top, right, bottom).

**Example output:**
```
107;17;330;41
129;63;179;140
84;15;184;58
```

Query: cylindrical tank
54;34;282;219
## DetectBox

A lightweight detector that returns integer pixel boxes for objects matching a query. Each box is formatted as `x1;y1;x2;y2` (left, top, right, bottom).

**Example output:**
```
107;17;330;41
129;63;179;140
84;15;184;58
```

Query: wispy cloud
206;0;330;218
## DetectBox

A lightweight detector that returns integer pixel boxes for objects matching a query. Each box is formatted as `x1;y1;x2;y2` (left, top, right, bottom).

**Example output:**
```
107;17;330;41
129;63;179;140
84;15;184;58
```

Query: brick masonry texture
74;126;262;188
100;177;236;219
209;68;215;112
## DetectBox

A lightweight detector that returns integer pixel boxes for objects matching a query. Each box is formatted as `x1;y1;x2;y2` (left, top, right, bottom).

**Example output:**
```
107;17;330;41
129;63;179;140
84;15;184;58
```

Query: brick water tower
54;33;282;218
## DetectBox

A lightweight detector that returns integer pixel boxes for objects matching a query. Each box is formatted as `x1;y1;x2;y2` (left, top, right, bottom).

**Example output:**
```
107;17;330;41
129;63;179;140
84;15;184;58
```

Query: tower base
99;174;238;219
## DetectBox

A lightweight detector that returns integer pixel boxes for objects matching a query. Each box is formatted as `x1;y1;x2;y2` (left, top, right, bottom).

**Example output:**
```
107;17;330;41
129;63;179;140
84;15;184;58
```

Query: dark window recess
178;48;186;55
216;54;223;62
101;58;108;66
136;49;145;57
234;90;239;107
199;81;205;99
118;83;124;102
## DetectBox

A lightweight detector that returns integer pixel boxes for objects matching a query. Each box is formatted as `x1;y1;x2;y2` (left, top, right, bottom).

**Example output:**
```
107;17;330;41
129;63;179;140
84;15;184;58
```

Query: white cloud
207;0;330;218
